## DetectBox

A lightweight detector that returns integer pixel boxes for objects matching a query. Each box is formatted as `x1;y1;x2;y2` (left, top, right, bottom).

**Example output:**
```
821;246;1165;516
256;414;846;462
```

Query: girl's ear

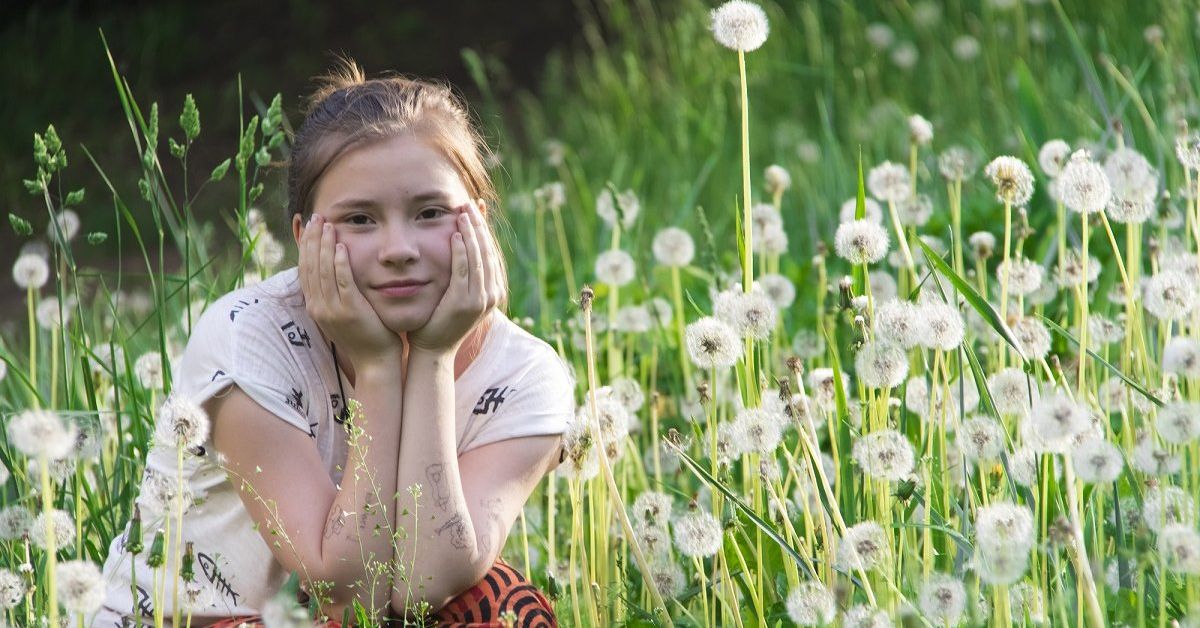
291;214;304;247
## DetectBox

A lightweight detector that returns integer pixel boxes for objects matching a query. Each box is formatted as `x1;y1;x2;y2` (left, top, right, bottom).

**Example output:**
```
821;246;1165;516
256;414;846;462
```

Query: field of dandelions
5;0;1200;626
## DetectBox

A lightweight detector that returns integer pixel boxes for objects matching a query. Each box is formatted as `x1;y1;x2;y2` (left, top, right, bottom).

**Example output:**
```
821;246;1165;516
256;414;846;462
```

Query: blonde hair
287;58;508;309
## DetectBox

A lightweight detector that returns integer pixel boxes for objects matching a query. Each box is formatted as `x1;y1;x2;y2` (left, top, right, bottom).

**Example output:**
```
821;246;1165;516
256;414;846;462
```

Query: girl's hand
407;199;503;356
299;214;405;369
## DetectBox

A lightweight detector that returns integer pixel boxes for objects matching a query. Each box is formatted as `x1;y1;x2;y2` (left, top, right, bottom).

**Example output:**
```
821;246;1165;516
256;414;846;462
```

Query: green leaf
210;158;231;182
1042;316;1164;407
915;237;1028;363
8;213;32;236
180;93;200;140
64;188;85;207
87;232;108;245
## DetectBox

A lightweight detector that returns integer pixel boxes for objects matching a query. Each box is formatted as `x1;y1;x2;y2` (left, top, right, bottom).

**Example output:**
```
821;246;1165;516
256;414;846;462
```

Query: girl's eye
346;214;374;226
418;207;448;220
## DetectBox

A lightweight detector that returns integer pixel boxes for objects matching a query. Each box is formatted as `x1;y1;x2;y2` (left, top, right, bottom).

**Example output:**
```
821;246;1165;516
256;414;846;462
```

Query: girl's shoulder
192;267;307;337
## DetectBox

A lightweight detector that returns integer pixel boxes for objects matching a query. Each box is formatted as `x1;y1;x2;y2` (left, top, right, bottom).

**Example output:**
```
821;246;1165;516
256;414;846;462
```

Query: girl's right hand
298;214;405;371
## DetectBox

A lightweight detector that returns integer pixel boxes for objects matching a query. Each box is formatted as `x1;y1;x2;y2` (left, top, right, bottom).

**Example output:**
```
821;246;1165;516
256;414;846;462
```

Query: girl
91;61;573;627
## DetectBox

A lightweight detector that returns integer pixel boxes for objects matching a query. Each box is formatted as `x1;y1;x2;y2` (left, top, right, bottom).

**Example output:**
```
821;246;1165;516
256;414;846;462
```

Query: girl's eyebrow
329;191;450;211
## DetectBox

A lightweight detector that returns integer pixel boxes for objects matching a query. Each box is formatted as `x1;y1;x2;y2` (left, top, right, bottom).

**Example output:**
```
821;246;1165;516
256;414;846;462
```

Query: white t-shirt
90;267;574;627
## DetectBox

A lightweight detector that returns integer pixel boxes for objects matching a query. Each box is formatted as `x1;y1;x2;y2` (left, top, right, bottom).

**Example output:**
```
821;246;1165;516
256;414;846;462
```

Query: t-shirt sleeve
461;346;575;452
170;297;312;436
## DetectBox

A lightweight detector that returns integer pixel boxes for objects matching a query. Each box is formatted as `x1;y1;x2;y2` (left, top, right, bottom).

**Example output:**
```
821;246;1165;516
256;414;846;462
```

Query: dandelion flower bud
594;250;636;287
917;300;965;350
764;164;791;195
685;317;740;369
31;509;75;550
1070;437;1124;484
1144;270;1197;321
938;145;977;180
867;161;911;203
854;341;908;389
8;409;77;460
652;227;695;267
1157;401;1200;444
0;569;23;609
1159;524;1200;575
974;502;1034;555
786;580;836;626
672;509;723;557
958;416;1007;462
1058;150;1111;214
908;114;933;145
57;559;105;615
835;219;890;265
995;256;1044;296
709;0;769;52
12;252;50;290
1143;486;1195;533
153;394;211;451
984;156;1035;205
852;429;915;481
835;521;891;573
839;197;884;224
1164;337;1200;378
1038;140;1071;177
919;574;967;625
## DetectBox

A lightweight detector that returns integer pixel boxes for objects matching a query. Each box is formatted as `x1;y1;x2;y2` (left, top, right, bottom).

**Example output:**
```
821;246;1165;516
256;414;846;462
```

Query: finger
317;222;337;309
449;231;468;298
332;242;359;304
300;214;320;307
471;200;496;304
460;205;484;297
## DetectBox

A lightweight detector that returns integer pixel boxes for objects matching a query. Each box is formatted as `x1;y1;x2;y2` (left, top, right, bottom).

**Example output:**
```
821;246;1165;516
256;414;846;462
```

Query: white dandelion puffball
1011;317;1052;361
734;406;784;455
854;341;908;389
1157;402;1200;444
35;295;75;330
892;41;919;69
755;273;795;309
835;219;890;265
672;509;723;557
974;549;1030;586
917;300;965;350
594;249;636;287
1159;524;1200;575
1144;486;1195;532
957;416;1007;462
0;507;33;540
534;182;566;211
974;501;1035;555
153;394;211;451
596;188;639;229
137;469;196;521
995;256;1044;296
968;231;997;258
709;0;769;52
685;316;740;369
134;351;165;390
31;509;75;550
984;156;1035;205
631;491;673;531
867;161;912;203
938;145;977;180
1164;337;1200;377
1070;438;1124;484
56;559;105;614
874;299;926;349
1175;132;1200;171
908;114;933;145
919;574;967;625
1105;148;1157;203
0;568;23;609
652;227;695;267
48;209;81;242
1144;270;1198;321
836;521;891;573
8;409;78;460
1058;150;1111;214
852;429;915;481
764;164;791;195
1038;139;1072;177
12;252;50;290
840;196;884;224
786;580;836;626
866;23;894;49
648;559;686;599
1029;391;1090;452
614;304;654;334
1132;436;1182;476
952;35;981;60
716;289;778;340
896;193;933;227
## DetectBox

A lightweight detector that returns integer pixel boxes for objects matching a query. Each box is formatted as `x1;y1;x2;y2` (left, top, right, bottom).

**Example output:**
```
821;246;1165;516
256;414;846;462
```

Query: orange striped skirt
208;560;556;627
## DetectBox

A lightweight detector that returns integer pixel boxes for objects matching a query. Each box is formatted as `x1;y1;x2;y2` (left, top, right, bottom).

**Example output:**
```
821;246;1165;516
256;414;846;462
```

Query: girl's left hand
407;199;504;355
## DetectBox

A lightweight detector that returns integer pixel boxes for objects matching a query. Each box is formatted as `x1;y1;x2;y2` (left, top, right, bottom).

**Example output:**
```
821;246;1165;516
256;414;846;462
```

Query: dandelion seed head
56;559;104;614
975;502;1035;555
852;429;915;481
594;250;636;287
792;329;826;359
35;295;75;330
865;23;895;50
1026;391;1090;453
786;580;836;626
917;301;965;350
647;297;672;328
1011;317;1052;362
1157;401;1200;445
756;224;788;254
1132;435;1182;476
609;377;645;413
809;368;850;412
153;395;210;451
137;469;196;521
1143;485;1195;533
835;219;890;265
908;114;933;145
952;35;981;61
7;409;77;460
1164;337;1200;377
1144;270;1198;321
1070;437;1124;484
735;406;785;455
1159;524;1200;575
1056;249;1101;288
710;0;769;52
891;41;919;69
1058;150;1112;214
995;257;1044;296
1106;195;1156;224
0;568;23;609
630;490;673;531
755;273;795;309
685;316;740;369
534;182;566;212
0;507;33;540
974;549;1030;586
648;558;686;598
985;155;1035;205
12;253;50;290
839;197;884;224
764;164;791;195
1098;377;1153;414
896;193;933;227
1038;140;1072;177
938;145;977;180
836;521;891;574
1175;132;1200;171
874;299;926;350
652;227;695;267
867;161;912;203
47;209;81;243
919;574;967;624
134;351;165;391
1088;314;1125;345
989;368;1036;415
717;289;778;340
30;509;74;550
673;509;723;557
968;231;997;259
855;341;908;389
958;416;1008;462
614;304;654;334
1105;147;1157;203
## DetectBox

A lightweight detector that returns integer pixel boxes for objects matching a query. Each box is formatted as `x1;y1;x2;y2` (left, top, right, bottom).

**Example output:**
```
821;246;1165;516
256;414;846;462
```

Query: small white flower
652;227;695;267
835;219;890;265
908;114;933;145
685;317;740;369
7;409;78;460
673;509;723;557
855;341;908;389
709;0;769;52
867;161;912;203
836;521;891;573
764;164;791;195
56;559;104;615
12;253;50;290
919;574;967;624
1038;140;1072;177
153;395;211;451
786;580;836;626
594;250;636;287
1058;150;1111;214
984;156;1035;205
1070;437;1124;484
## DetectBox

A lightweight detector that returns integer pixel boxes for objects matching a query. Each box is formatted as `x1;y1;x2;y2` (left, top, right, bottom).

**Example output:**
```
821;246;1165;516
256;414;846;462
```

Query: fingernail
308;213;317;226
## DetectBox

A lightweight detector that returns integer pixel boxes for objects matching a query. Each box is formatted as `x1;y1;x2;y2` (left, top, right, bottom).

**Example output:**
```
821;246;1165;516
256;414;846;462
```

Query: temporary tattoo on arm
426;463;451;512
435;513;471;550
477;497;504;557
325;509;347;540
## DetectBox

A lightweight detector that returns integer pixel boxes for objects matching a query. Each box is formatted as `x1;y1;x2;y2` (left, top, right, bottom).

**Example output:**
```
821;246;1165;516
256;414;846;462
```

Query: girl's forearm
391;348;482;614
317;359;404;611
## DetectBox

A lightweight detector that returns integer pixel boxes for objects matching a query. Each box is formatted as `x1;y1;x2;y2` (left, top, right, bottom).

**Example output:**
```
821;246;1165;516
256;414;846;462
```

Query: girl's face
296;132;471;335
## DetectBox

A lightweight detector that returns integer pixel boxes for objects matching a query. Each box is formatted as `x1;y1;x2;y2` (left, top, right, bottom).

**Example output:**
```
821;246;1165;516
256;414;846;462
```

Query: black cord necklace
330;342;351;424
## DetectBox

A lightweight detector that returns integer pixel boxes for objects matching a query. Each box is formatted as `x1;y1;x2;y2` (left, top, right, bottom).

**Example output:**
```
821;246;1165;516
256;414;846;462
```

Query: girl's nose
377;224;421;265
